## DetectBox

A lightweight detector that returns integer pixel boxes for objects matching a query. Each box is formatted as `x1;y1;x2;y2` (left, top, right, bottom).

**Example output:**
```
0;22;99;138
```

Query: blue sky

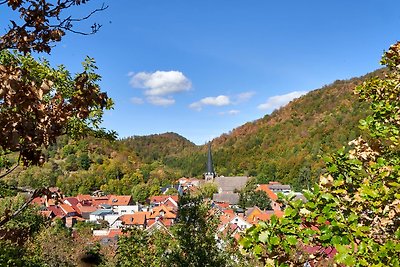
5;1;400;144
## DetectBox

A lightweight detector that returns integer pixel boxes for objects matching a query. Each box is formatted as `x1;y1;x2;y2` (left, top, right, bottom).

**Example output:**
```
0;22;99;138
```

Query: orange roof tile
32;197;46;206
256;184;278;201
60;204;76;214
46;199;56;206
75;204;97;214
107;195;132;206
149;205;176;219
47;205;66;218
150;195;178;204
77;194;92;202
91;196;109;207
120;212;150;226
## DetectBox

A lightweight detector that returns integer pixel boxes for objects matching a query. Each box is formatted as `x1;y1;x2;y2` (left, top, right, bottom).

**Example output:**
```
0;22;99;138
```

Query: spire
205;142;215;181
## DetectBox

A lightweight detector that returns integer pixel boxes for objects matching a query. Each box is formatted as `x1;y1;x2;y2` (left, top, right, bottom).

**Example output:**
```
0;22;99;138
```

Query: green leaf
259;231;269;244
270;236;280;246
286;236;297;246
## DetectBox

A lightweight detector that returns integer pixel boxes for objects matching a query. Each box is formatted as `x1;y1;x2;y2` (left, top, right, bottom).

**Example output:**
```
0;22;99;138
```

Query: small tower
204;142;216;182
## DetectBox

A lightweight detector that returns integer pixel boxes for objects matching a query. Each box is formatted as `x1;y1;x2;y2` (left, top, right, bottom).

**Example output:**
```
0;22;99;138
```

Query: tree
0;51;114;167
117;227;173;267
0;0;107;54
0;0;112;228
117;194;250;267
168;195;231;267
239;180;271;210
196;182;218;199
240;42;400;266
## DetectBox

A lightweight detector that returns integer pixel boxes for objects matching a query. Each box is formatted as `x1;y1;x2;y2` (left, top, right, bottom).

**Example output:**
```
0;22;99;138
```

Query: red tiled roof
77;194;92;202
150;205;176;219
120;212;150;226
47;205;66;218
91;196;109;207
223;209;235;216
46;199;57;206
246;209;284;224
59;204;76;214
150;195;179;204
63;197;79;207
107;229;125;238
107;195;132;206
149;195;169;203
256;184;278;201
75;203;97;214
32;197;46;206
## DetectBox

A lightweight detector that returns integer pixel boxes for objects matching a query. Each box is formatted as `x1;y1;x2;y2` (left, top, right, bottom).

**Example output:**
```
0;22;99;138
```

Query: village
32;180;302;243
31;145;306;244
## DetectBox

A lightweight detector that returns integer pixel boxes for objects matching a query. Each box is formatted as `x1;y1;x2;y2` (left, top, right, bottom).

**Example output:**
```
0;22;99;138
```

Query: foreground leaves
241;42;400;266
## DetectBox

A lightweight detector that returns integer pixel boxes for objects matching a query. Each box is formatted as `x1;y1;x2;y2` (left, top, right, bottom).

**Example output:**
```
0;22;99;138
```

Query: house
214;176;249;193
89;209;114;223
114;205;141;215
47;205;66;219
63;197;79;208
107;195;133;206
213;193;240;205
75;203;98;219
59;204;78;217
91;196;110;207
118;211;151;229
266;181;292;195
39;210;55;219
246;207;284;225
76;194;92;204
93;228;126;244
149;195;178;208
146;220;170;234
147;205;177;227
32;197;46;207
255;184;281;211
212;176;249;205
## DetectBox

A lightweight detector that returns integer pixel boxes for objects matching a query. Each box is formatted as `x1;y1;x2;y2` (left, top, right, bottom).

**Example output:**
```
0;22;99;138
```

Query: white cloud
146;96;175;106
219;109;240;116
189;95;231;111
258;91;307;111
130;70;192;96
236;91;255;103
130;97;144;105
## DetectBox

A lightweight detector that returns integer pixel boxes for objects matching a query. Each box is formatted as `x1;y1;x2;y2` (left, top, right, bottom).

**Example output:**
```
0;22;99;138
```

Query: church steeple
204;142;215;182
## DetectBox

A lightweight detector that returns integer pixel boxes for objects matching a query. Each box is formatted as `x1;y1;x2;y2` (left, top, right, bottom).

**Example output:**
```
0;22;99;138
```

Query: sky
4;0;400;144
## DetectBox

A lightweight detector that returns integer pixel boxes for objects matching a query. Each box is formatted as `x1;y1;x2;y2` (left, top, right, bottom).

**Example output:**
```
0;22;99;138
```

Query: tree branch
0;188;37;228
0;152;21;180
0;187;55;228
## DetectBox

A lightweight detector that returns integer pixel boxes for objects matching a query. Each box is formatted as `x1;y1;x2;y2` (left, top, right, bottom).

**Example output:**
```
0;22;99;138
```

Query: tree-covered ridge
3;70;385;196
161;70;385;190
120;132;197;163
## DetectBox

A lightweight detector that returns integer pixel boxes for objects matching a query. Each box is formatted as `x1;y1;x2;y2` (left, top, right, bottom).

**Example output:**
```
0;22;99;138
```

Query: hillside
120;132;197;164
4;69;385;193
160;69;385;190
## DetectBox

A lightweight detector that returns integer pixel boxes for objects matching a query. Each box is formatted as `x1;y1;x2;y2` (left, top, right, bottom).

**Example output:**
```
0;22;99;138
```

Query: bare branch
0;189;37;228
0;152;21;180
68;3;108;22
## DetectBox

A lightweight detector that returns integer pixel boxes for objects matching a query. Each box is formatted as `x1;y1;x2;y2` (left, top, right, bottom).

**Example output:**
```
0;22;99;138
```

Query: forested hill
158;69;385;190
5;69;385;194
120;133;197;163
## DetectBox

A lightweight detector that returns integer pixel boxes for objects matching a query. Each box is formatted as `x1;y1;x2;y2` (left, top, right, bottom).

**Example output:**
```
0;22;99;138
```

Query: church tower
204;142;216;182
